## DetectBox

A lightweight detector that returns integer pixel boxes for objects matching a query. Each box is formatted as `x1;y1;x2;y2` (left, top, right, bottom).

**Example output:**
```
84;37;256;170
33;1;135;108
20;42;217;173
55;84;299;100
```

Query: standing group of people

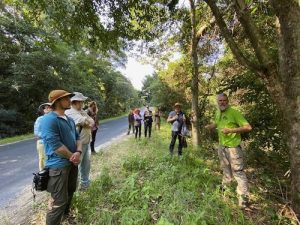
33;90;99;225
127;106;161;139
33;90;252;224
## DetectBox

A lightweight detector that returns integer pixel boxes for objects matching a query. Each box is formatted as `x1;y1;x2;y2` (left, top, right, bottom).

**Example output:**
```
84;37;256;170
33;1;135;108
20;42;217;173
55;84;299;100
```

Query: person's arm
67;111;89;126
54;145;74;159
69;140;82;165
221;124;252;134
205;123;217;130
41;117;74;159
83;113;95;128
222;110;252;134
167;112;177;123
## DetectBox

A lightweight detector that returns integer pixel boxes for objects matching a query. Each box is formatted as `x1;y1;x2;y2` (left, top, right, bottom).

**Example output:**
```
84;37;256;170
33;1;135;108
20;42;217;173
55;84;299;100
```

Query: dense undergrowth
72;123;296;225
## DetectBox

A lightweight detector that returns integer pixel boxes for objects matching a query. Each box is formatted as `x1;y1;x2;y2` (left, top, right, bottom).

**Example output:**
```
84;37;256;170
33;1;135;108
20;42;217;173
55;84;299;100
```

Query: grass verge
70;123;296;225
0;133;34;145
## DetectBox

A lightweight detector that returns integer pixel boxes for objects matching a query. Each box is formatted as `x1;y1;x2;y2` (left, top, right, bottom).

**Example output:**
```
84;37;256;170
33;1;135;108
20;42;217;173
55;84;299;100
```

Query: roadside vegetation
67;123;297;225
0;133;34;145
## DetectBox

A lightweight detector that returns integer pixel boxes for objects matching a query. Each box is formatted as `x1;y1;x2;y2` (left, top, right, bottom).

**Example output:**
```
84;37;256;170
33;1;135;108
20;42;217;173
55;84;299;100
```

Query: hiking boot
239;195;250;209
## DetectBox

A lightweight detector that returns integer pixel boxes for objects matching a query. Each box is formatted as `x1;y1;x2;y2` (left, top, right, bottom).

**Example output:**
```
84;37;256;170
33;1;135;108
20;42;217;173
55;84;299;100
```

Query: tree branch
232;0;275;75
204;0;262;74
195;17;216;45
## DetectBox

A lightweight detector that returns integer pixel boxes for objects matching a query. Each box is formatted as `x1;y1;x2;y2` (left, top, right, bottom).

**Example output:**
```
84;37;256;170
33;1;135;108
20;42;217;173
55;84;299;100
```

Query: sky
119;0;188;91
119;57;154;90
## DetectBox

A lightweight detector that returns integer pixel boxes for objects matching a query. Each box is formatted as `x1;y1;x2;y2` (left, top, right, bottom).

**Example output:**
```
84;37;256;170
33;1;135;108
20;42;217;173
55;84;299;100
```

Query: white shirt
65;107;94;144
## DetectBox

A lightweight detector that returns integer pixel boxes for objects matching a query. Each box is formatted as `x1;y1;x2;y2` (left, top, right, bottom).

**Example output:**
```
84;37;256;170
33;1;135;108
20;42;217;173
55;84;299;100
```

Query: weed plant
72;123;295;225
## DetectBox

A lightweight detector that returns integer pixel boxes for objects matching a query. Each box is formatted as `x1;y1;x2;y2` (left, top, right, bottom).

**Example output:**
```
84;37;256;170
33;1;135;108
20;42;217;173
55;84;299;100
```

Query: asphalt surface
0;116;128;208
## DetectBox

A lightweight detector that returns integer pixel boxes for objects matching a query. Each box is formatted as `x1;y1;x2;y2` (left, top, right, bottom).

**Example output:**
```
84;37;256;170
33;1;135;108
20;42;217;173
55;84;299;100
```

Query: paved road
0;116;128;208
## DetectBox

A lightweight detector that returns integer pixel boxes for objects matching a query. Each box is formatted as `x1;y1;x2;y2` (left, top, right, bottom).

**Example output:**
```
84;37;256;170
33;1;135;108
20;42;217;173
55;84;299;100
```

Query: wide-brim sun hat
71;92;88;102
38;102;51;110
48;90;74;105
174;102;182;108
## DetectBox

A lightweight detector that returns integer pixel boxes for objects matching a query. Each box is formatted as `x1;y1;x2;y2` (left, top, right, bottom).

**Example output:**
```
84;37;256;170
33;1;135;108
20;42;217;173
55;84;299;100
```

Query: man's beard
219;105;228;111
63;106;71;110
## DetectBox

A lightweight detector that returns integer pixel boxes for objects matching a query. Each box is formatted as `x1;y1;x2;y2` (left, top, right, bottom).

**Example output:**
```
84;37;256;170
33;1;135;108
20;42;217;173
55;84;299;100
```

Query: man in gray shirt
167;103;186;156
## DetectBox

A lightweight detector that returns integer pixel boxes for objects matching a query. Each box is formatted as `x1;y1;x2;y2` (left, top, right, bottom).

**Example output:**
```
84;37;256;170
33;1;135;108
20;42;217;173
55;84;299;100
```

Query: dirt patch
0;186;47;225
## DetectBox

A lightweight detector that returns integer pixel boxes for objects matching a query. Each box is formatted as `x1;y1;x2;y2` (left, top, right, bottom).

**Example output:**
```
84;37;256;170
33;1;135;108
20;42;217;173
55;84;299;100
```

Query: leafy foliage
0;5;140;137
71;123;295;224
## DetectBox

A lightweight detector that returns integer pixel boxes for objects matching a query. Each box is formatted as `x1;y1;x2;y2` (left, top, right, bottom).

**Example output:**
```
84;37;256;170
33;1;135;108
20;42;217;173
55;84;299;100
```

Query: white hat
71;92;88;102
38;102;51;110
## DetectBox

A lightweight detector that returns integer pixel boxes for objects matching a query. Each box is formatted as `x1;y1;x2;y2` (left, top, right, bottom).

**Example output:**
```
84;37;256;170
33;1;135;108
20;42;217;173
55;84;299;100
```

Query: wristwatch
76;150;82;155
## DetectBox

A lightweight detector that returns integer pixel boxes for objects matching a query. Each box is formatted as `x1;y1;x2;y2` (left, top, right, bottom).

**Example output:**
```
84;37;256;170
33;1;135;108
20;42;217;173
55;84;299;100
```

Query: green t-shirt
214;106;249;147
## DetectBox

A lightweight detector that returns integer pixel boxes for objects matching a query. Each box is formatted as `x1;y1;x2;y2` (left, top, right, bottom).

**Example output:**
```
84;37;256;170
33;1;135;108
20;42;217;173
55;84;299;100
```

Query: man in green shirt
205;93;252;209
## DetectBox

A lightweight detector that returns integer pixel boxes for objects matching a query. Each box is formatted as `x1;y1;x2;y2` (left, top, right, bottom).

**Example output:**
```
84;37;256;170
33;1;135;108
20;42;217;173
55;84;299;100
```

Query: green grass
71;123;296;225
0;133;34;145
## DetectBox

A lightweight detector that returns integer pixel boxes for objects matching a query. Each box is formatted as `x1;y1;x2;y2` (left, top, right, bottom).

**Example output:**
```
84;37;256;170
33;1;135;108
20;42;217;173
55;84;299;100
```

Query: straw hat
48;90;74;105
174;102;182;108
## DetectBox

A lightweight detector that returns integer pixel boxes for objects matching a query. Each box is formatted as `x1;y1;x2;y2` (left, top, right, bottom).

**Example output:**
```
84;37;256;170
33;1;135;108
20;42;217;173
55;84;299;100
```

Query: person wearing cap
167;103;186;156
40;90;82;225
144;105;153;138
34;102;52;170
205;93;252;209
133;108;142;139
65;92;94;190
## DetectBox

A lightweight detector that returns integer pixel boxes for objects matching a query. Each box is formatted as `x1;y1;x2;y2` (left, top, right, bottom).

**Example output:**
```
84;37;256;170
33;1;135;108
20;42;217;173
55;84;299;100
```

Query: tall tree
204;0;300;215
270;0;300;215
189;0;200;146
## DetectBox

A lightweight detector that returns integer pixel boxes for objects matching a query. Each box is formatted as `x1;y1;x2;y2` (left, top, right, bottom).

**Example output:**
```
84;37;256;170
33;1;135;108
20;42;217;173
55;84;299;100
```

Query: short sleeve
234;110;249;126
41;116;63;153
214;111;220;125
168;111;175;119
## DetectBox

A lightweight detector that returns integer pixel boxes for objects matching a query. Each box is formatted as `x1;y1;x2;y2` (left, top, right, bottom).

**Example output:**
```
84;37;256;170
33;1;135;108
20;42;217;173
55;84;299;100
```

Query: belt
222;145;241;149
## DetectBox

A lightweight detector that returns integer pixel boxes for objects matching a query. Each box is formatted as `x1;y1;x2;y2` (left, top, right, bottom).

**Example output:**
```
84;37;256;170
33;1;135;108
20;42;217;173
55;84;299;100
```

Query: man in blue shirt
41;89;82;225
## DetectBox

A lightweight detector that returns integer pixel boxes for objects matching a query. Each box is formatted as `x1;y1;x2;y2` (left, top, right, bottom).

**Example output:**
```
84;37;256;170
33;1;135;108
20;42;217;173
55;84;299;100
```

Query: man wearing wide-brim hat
167;103;186;156
40;89;82;225
66;92;94;190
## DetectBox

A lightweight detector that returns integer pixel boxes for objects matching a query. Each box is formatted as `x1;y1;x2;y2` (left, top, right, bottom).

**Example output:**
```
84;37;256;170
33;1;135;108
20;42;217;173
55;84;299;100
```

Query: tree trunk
206;0;300;216
270;0;300;217
189;0;200;146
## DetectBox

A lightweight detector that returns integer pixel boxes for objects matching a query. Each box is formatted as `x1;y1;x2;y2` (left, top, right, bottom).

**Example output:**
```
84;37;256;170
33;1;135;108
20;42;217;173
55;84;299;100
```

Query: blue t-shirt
40;112;79;169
